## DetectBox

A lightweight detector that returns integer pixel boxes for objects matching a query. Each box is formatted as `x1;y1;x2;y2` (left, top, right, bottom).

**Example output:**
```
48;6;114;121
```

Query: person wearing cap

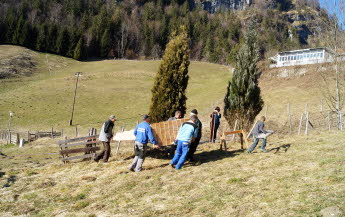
168;110;182;121
210;106;221;142
187;109;202;162
170;115;198;170
95;115;117;163
130;114;159;172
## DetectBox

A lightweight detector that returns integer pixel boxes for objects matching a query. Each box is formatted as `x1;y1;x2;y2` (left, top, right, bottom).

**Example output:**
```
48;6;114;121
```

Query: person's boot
260;149;269;153
245;150;252;154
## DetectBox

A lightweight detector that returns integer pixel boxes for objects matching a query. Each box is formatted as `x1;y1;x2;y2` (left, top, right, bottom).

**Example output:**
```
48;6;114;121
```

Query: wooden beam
59;140;99;148
61;153;95;162
60;147;100;155
58;135;98;145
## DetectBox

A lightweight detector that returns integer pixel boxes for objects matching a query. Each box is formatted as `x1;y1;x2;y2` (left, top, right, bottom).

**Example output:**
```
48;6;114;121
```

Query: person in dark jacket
130;114;159;172
210;107;221;142
94;115;117;163
246;116;274;153
187;109;202;162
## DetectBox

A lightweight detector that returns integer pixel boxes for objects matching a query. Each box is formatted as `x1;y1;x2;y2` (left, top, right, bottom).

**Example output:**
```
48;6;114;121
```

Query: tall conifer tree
149;26;190;122
224;23;264;130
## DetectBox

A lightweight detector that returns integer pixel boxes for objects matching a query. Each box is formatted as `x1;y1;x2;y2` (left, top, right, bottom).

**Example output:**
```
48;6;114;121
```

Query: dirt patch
0;51;37;79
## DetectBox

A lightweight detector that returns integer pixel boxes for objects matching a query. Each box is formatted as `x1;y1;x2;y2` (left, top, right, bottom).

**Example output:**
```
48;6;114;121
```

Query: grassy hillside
0;45;230;135
1;46;345;216
0;132;344;216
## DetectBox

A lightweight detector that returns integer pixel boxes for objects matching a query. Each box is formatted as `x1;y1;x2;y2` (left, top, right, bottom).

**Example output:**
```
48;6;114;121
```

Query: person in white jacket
95;115;117;162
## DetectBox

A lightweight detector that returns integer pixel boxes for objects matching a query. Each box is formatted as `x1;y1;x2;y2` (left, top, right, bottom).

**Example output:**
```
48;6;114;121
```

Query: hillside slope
0;45;230;134
0;131;344;216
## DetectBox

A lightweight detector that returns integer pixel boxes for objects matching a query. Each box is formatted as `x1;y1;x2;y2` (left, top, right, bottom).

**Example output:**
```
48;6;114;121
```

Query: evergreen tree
223;23;264;131
56;28;70;55
149;26;190;122
73;36;85;60
100;29;111;58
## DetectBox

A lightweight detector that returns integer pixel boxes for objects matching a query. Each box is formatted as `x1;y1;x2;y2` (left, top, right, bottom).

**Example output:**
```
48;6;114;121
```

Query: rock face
201;0;252;13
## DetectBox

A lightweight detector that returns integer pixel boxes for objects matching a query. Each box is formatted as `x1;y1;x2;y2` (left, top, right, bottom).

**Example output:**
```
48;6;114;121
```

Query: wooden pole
231;120;238;142
304;103;308;114
61;129;64;138
51;127;54;139
305;112;309;136
340;112;343;131
328;112;331;131
69;72;81;126
246;120;258;139
75;125;78;137
288;103;292;134
298;113;303;135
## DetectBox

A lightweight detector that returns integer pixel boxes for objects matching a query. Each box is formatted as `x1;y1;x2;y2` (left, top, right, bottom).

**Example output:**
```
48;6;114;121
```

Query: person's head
190;115;197;123
215;107;220;112
190;109;198;117
142;114;151;123
261;116;266;122
175;110;182;119
109;115;117;122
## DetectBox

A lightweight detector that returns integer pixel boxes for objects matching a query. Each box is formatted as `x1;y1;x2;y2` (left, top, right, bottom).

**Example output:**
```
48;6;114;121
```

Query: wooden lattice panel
151;118;189;146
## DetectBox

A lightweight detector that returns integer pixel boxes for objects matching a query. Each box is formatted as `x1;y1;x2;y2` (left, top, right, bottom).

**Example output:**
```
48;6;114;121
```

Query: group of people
94;108;273;172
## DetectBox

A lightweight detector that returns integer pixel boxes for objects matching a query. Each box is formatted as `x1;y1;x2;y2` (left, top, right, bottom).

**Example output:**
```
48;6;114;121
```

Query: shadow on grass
3;175;17;188
195;149;245;165
270;144;292;154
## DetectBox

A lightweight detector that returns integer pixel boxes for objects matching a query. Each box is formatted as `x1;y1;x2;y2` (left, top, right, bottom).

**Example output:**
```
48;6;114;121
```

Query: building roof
278;47;325;55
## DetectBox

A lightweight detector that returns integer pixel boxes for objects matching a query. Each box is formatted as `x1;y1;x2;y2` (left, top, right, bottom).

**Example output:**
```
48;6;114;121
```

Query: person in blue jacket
170;115;198;170
130;114;159;172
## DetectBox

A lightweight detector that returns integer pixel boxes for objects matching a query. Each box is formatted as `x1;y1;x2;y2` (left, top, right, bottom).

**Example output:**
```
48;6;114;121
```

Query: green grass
0;45;230;135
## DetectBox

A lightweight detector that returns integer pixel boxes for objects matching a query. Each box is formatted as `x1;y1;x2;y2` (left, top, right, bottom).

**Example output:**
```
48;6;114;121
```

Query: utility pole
69;72;81;126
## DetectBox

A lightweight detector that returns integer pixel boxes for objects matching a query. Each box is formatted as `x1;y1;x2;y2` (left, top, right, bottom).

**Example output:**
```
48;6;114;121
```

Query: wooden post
328;112;331;131
240;133;244;150
75;125;78;137
116;127;125;155
288;103;292;134
304;103;308;114
340;112;343;131
231;120;238;142
246;120;258;139
298;113;303;135
305;112;309;136
16;133;20;145
51;127;54;139
61;129;64;138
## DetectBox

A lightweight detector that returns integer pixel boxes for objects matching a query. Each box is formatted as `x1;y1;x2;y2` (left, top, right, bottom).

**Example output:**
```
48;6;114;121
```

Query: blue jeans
170;140;190;170
248;137;267;151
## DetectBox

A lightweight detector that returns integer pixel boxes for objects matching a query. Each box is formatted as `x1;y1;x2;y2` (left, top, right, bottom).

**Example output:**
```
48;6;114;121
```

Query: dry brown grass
1;131;344;216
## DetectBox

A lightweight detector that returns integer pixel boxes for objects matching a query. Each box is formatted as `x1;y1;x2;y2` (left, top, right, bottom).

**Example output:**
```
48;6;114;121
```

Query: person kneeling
170;115;198;170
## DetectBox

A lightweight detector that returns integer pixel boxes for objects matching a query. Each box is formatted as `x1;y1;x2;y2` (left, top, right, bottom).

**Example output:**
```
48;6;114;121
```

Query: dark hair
261;116;266;121
175;110;182;115
215;106;220;111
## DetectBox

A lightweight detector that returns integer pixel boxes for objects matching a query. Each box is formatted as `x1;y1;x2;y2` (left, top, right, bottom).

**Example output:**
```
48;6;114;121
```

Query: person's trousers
248;137;267;152
171;140;190;170
187;138;201;160
95;141;111;162
130;141;147;172
213;124;220;142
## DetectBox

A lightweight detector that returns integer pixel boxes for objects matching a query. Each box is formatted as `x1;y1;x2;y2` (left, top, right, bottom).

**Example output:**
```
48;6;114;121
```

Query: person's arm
104;120;111;133
147;126;158;145
219;114;221;119
134;125;138;136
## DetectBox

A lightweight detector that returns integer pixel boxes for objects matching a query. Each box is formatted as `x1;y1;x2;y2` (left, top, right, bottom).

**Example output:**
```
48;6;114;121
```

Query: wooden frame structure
151;118;189;146
219;130;248;151
58;135;100;163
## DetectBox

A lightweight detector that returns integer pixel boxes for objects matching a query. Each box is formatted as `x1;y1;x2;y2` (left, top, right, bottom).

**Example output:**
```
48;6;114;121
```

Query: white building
269;48;339;68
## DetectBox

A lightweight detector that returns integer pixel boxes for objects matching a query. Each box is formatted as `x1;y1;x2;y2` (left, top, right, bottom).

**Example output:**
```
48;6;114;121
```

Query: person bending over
246;116;274;153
